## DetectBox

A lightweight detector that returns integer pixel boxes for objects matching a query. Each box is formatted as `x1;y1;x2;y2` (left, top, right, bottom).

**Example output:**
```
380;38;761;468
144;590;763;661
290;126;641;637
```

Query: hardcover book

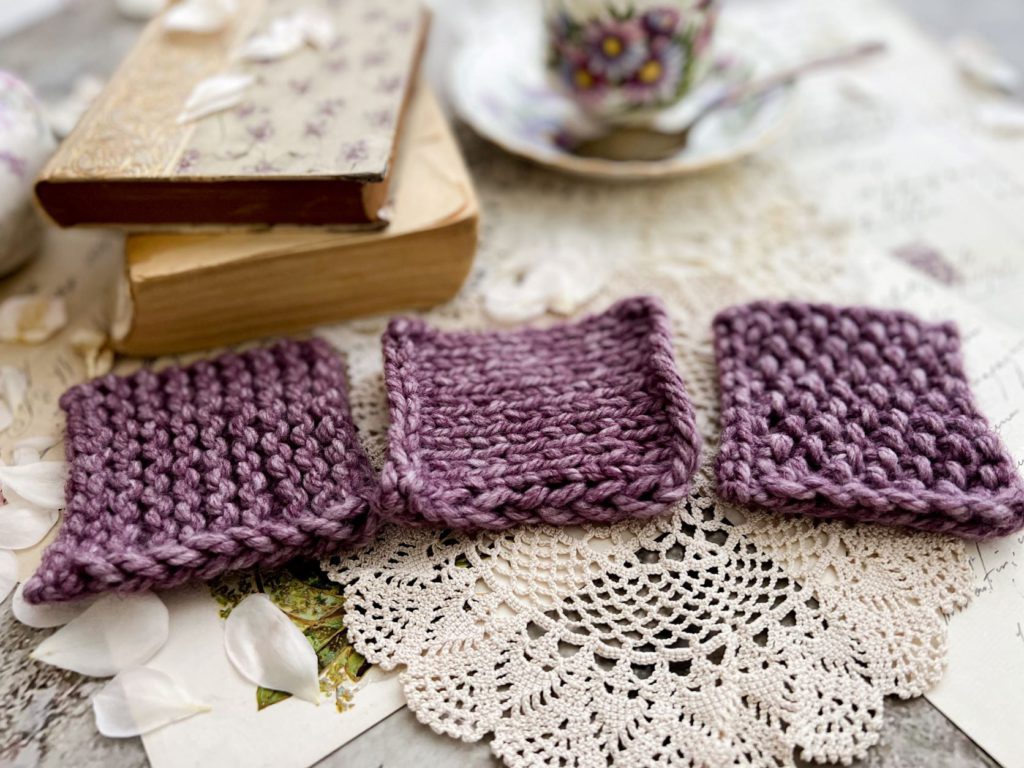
35;0;428;227
111;86;478;355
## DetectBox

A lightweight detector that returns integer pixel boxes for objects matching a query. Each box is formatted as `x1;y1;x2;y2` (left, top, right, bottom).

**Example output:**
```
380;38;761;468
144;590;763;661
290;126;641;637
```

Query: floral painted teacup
543;0;720;122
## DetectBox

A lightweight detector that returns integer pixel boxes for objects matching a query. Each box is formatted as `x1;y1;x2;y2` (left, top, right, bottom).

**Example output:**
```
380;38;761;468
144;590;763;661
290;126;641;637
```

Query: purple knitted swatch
380;296;702;530
714;301;1024;539
23;339;378;603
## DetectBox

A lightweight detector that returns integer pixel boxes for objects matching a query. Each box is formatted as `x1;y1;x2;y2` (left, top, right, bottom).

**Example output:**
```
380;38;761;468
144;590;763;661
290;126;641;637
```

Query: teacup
543;0;720;123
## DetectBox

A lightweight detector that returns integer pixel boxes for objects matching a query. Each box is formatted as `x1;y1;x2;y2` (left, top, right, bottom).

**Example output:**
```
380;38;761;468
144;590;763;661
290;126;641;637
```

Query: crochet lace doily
317;146;973;766
317;2;980;762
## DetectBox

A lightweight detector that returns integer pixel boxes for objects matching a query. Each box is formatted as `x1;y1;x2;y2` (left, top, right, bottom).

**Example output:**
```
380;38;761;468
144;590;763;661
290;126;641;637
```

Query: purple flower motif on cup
545;3;718;113
626;39;684;104
289;78;312;96
583;18;645;80
641;7;680;38
558;51;608;102
693;10;718;57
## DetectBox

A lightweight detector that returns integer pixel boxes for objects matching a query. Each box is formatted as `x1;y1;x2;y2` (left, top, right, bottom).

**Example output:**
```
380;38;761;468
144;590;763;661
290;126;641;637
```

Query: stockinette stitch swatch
714;301;1024;538
22;338;379;603
380;295;702;530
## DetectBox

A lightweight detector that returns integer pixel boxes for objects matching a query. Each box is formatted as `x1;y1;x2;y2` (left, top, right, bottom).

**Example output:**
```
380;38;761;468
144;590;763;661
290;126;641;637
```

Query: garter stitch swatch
23;338;379;603
714;301;1024;538
380;296;702;530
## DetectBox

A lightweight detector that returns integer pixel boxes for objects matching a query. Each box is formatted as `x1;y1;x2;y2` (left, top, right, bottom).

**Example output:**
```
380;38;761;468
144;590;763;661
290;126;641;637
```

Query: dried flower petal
12;582;95;628
43;75;105;138
296;9;336;50
484;253;608;323
238;11;336;62
164;0;236;34
224;593;320;703
177;73;254;124
13;446;41;465
239;15;306;62
0;295;67;344
31;592;169;677
0;502;58;549
0;550;15;603
11;436;60;465
951;34;1020;93
976;99;1024;135
0;462;66;509
93;667;210;737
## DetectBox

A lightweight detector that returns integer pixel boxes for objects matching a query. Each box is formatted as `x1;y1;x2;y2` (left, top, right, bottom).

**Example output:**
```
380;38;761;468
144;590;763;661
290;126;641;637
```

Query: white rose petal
0;503;58;549
951;34;1020;93
164;0;237;34
93;667;210;737
224;593;320;703
14;436;61;453
12;582;95;628
177;73;254;124
976;99;1024;136
0;462;66;509
239;15;306;62
483;253;607;324
12;446;41;465
0;296;67;344
296;9;336;50
31;593;170;677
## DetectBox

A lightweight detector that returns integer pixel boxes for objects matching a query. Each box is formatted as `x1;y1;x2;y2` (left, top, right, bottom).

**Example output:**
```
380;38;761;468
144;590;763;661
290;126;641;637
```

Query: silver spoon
568;41;887;162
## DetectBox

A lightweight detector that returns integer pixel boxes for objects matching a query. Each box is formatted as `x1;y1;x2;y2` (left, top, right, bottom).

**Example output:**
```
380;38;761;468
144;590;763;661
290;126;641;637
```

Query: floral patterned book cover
35;0;428;228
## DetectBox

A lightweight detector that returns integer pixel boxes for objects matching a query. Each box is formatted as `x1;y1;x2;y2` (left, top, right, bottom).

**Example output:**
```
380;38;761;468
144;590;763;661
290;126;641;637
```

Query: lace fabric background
316;2;982;759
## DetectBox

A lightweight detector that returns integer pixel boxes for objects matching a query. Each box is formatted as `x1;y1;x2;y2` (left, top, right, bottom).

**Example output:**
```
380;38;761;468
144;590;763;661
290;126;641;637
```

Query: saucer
448;11;796;180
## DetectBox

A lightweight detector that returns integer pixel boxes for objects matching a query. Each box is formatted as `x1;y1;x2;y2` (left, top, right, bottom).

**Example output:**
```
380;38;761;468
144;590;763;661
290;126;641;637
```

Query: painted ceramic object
0;72;54;276
450;8;794;180
543;0;720;121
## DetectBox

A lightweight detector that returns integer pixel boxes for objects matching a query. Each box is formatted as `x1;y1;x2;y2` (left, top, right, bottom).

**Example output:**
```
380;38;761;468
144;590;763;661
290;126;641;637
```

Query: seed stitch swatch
380;296;702;530
714;301;1024;538
23;338;378;603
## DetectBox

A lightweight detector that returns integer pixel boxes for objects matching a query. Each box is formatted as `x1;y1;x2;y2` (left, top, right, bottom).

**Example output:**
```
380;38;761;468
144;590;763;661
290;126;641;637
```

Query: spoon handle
700;40;888;117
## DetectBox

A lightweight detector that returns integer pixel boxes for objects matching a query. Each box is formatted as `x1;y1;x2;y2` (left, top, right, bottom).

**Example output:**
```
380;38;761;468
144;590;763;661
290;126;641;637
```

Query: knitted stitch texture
714;301;1024;539
22;338;379;603
380;296;702;530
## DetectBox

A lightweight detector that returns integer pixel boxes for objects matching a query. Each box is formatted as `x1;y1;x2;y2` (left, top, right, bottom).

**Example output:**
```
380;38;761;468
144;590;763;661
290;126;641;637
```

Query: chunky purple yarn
380;296;702;530
714;301;1024;539
22;339;379;603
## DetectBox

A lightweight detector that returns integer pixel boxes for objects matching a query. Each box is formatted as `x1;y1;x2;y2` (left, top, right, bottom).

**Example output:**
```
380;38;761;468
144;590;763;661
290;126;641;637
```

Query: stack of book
34;0;478;355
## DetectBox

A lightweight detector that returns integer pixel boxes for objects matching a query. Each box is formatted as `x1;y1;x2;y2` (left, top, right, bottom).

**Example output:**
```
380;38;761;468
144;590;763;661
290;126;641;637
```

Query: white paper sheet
141;587;406;768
